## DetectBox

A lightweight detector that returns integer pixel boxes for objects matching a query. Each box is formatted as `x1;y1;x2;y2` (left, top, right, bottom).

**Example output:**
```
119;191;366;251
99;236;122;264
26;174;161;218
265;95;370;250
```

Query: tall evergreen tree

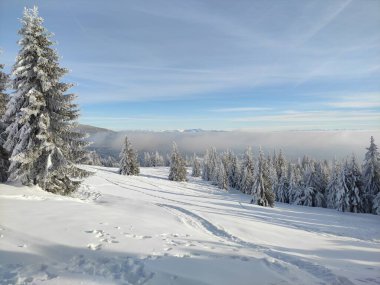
287;162;302;204
240;147;254;194
0;61;8;117
202;147;218;183
345;155;363;213
274;150;288;203
191;153;201;177
294;162;325;207
252;148;275;207
216;158;228;190
119;136;139;176
362;136;380;213
223;150;240;189
325;160;341;209
0;60;9;182
334;157;363;213
168;142;187;182
3;7;88;194
84;150;102;166
143;152;152;167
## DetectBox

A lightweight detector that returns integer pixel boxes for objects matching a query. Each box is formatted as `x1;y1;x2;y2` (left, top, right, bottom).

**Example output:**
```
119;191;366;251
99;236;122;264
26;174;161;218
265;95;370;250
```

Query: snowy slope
0;166;379;285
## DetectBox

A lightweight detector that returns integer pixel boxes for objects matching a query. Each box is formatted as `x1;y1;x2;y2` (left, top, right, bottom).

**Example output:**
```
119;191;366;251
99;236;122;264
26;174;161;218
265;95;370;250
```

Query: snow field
0;166;379;284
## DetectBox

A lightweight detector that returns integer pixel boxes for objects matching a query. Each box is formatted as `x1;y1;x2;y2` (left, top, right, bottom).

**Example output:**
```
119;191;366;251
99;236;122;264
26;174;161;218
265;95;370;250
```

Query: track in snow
157;203;355;285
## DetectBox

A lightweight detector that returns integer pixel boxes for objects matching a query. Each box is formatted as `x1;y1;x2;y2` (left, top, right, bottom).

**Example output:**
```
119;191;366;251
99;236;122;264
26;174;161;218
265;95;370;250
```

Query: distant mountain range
77;124;379;161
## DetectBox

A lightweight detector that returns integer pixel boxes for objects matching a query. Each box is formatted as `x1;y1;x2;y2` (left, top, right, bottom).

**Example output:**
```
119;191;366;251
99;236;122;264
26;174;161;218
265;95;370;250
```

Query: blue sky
0;0;379;131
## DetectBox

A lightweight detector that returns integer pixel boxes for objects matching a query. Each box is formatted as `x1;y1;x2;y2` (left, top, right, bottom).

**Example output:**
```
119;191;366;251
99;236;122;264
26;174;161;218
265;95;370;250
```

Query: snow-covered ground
0;166;379;285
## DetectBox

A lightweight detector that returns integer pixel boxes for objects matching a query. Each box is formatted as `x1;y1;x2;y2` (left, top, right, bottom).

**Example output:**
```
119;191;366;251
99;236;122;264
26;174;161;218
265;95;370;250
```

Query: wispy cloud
232;110;380;131
210;107;272;112
325;93;380;109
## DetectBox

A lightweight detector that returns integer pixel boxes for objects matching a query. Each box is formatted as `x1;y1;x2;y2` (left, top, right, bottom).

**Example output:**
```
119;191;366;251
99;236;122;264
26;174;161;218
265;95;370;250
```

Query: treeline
194;137;380;215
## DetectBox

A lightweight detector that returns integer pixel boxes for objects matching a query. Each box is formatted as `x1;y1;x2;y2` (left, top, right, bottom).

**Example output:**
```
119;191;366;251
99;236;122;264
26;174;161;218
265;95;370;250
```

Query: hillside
0;166;379;285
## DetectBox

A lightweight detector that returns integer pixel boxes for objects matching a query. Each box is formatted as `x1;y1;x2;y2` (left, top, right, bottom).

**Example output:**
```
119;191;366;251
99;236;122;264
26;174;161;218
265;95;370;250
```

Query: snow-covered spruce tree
216;158;228;190
373;192;380;215
0;62;8;117
168;142;187;182
240;147;254;194
293;162;325;207
83;150;102;166
202;149;210;180
274;150;289;203
223;150;240;189
251;148;275;207
2;7;89;194
202;147;218;183
362;136;380;214
153;151;164;167
345;155;363;213
0;60;10;182
101;155;119;168
119;136;139;176
143;152;152;167
325;160;342;209
335;157;363;213
191;153;201;177
287;162;302;204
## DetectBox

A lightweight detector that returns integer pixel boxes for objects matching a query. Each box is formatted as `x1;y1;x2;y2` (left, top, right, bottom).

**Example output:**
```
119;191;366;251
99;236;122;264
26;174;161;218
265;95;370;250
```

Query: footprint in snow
124;233;152;239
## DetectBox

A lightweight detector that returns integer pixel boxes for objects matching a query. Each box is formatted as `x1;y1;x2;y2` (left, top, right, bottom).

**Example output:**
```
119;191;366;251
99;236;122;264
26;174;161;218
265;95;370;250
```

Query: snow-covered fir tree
202;147;218;182
2;7;88;194
335;157;363;213
223;150;240;189
201;149;210;180
153;151;164;167
345;155;363;213
287;162;302;204
274;150;289;203
168;142;187;181
240;147;254;194
325;160;342;209
0;60;9;182
101;155;119;167
293;162;325;207
83;151;102;166
143;152;152;167
373;192;380;215
191;154;201;177
216;158;228;190
251;147;275;207
362;136;380;214
119;136;139;176
0;61;8;117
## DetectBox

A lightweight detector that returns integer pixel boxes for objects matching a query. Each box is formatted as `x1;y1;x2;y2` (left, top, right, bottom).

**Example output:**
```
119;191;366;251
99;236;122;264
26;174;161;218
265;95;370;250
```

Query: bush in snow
119;136;140;176
168;142;187;182
2;7;89;194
